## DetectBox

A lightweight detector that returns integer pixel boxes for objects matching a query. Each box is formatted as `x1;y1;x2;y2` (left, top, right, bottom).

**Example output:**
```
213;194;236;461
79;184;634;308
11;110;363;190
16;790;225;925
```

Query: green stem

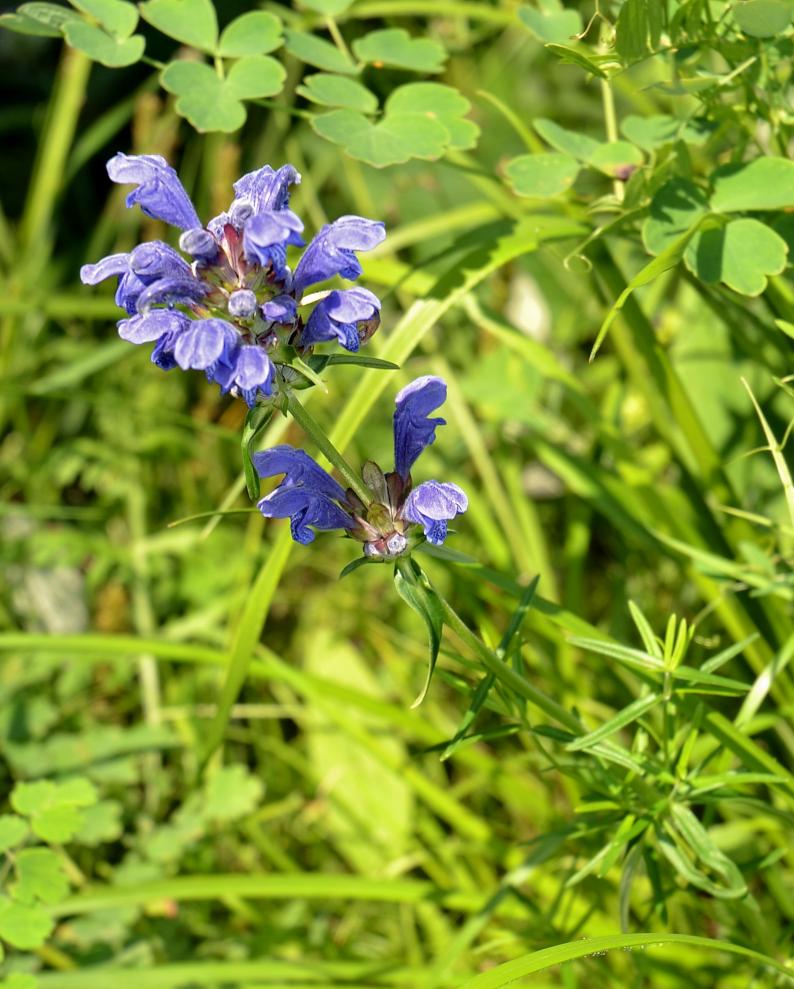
19;46;91;253
434;589;582;733
286;391;372;505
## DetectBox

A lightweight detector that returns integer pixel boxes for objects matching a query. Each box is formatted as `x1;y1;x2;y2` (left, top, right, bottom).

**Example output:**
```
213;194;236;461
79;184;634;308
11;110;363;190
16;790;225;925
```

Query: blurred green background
1;1;793;986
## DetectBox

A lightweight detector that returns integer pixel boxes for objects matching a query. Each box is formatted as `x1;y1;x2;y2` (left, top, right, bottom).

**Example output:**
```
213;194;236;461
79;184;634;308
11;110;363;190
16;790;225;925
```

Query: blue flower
254;376;467;553
302;287;381;352
254;446;354;544
81;154;386;406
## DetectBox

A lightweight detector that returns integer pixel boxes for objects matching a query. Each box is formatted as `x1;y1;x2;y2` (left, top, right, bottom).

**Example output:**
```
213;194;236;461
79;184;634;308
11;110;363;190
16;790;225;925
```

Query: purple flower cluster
81;154;385;406
255;376;467;554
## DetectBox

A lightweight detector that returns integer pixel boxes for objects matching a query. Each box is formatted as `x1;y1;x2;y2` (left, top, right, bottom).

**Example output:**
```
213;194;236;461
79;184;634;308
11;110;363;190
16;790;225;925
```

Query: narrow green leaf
241;405;273;501
566;693;661;751
459;933;792;987
394;558;445;707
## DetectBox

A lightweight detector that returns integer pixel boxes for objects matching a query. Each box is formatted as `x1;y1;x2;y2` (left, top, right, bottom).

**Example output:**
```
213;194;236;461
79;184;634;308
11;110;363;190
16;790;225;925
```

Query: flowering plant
81;154;385;406
256;376;468;556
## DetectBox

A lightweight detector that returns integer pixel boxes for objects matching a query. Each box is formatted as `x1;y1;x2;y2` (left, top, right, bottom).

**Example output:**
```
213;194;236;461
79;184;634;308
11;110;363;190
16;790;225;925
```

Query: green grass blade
458;933;793;987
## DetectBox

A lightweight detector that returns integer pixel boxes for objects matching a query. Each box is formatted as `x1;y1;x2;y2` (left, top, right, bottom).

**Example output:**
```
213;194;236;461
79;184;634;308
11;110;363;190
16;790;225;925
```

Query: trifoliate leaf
643;178;709;256
587;141;644;176
284;29;356;74
297;73;378;113
139;0;217;52
226;55;286;99
312;82;478;166
70;0;138;38
620;114;715;150
11;777;96;843
387;83;479;150
217;11;282;56
202;765;264;822
685;217;788;296
299;0;353;13
505;153;580;198
518;1;582;43
733;0;792;36
0;897;53;950
710;157;794;212
534;117;600;159
0;11;61;36
161;57;285;132
75;800;123;846
352;28;447;73
13;848;69;905
62;20;144;66
313;108;448;167
0;816;28;853
13;2;81;33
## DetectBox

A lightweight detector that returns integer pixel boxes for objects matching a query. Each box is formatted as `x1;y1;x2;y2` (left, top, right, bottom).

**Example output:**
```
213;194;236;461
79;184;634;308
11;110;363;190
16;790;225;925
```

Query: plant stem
435;593;582;733
286;391;372;504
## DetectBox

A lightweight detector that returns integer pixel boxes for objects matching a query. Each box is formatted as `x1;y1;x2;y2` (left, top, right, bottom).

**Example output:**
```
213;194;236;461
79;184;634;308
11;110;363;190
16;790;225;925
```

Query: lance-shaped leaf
242;405;274;501
394;559;445;707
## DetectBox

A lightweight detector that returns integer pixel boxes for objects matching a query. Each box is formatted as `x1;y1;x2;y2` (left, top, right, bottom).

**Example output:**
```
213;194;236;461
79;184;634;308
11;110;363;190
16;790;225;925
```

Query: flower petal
252;445;346;501
232;164;300;215
174;318;238;370
403;480;468;544
80;253;129;285
118;309;190;344
293;216;385;293
302;287;381;352
107;153;200;230
257;486;353;544
243;209;304;276
393;375;447;479
135;276;207;313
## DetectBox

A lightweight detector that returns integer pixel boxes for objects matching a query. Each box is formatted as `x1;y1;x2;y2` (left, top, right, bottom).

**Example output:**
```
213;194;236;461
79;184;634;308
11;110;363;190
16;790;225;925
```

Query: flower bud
179;227;218;262
228;289;258;319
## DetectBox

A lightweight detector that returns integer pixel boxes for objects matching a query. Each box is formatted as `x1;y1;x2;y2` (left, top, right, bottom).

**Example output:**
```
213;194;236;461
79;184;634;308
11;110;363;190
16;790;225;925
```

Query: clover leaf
710;157;794;212
0;816;28;853
312;83;477;167
643;178;710;256
0;897;53;950
161;56;286;133
63;19;144;66
217;11;282;57
352;28;447;73
70;0;138;38
313;108;448;167
285;30;357;74
297;73;378;113
11;777;97;843
505;153;580;198
685;218;788;296
518;0;582;43
12;848;69;906
620;114;714;150
139;0;217;52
